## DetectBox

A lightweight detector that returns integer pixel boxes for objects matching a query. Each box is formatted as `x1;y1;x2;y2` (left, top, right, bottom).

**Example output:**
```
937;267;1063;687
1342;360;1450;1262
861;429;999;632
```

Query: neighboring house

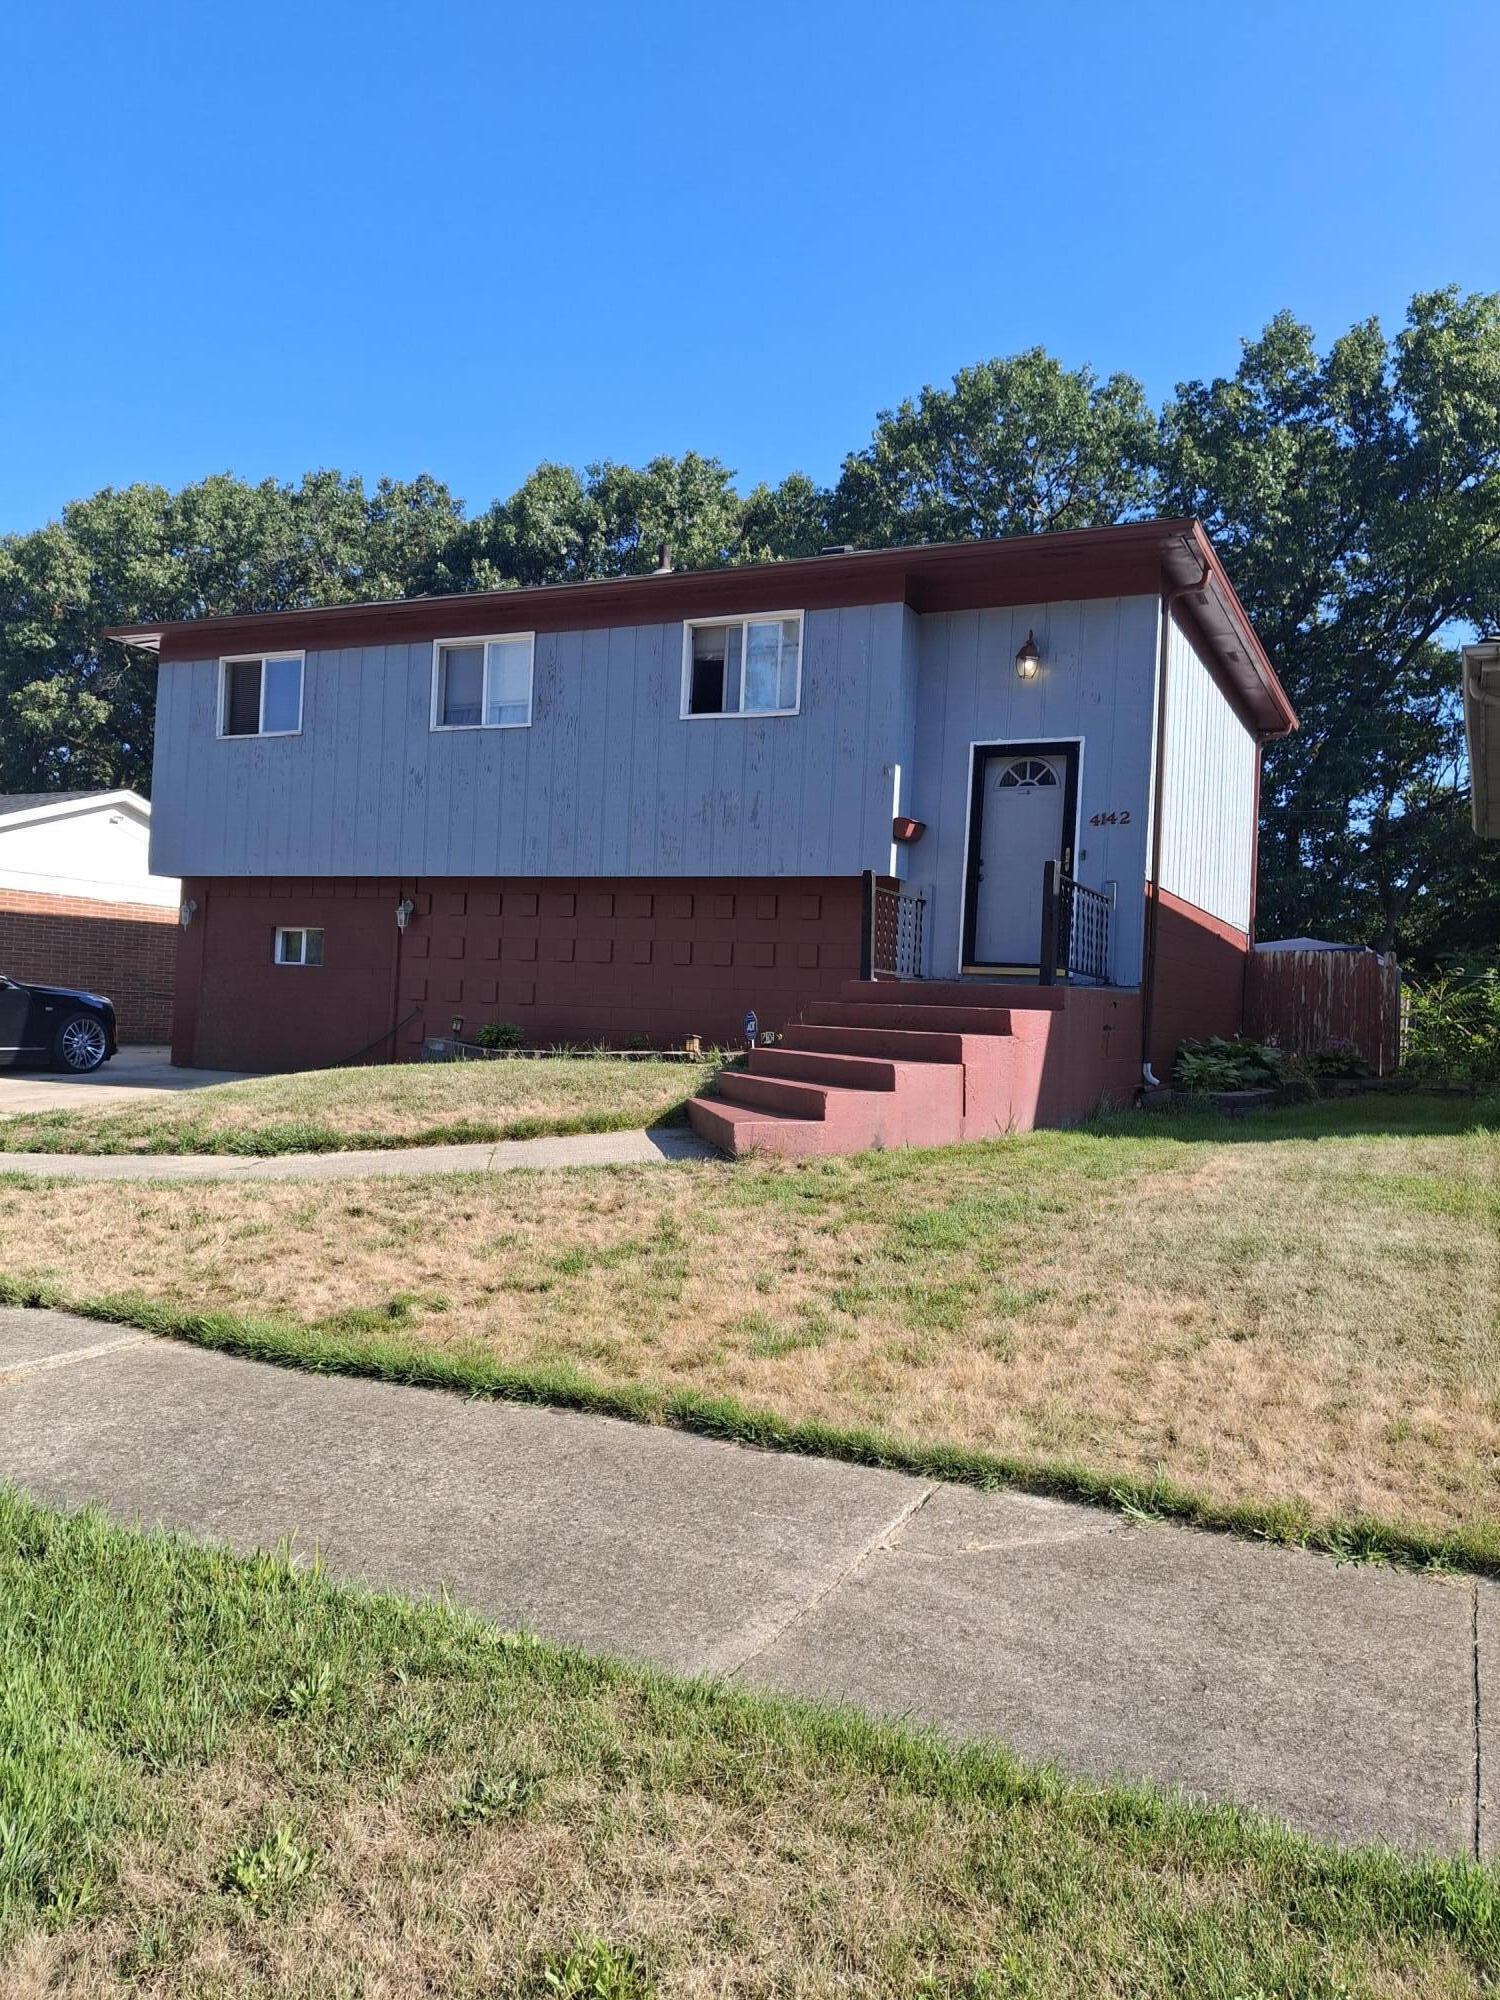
0;790;180;1043
109;519;1295;1125
1463;638;1500;838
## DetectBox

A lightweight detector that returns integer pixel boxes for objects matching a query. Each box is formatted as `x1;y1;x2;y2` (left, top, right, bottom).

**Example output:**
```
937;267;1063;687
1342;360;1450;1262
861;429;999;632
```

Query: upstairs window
273;926;323;966
682;613;802;718
220;653;304;737
432;634;534;729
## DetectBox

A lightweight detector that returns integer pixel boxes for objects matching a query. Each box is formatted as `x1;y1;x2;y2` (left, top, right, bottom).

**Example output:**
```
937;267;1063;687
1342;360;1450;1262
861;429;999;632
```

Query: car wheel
54;1012;109;1074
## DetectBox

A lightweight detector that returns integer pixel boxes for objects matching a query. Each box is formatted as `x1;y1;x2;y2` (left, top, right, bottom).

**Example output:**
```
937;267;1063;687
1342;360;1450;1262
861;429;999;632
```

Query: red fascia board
103;517;1296;735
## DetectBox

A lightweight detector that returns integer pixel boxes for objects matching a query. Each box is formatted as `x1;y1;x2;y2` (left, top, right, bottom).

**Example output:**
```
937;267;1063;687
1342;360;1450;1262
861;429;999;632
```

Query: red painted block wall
0;888;178;1044
1146;885;1250;1076
174;875;864;1071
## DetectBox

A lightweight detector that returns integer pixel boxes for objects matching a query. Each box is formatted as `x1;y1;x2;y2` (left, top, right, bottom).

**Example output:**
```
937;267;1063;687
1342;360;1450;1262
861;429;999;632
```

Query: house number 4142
1089;809;1132;826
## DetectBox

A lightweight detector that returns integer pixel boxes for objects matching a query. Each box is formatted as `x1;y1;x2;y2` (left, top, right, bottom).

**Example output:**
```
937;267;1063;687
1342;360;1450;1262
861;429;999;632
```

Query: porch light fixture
395;897;415;932
1015;630;1041;681
451;1015;464;1040
178;897;197;929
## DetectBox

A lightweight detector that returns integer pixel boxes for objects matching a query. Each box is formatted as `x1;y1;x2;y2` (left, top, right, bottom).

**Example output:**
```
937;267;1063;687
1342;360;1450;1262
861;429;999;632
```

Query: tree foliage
1158;288;1500;956
4;294;1499;964
0;472;468;792
828;349;1159;546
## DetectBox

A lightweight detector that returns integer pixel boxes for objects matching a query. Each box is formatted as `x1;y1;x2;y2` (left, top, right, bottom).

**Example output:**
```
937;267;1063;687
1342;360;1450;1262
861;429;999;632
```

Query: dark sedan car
0;974;117;1073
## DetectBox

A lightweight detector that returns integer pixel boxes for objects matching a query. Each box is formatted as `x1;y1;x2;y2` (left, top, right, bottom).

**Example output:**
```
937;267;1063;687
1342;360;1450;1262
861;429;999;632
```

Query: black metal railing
861;871;927;980
1039;861;1113;986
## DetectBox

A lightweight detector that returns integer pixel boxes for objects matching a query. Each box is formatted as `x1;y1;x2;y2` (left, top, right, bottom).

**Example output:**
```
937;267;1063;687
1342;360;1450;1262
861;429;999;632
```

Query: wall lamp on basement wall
395;897;415;932
1015;630;1041;681
178;898;197;929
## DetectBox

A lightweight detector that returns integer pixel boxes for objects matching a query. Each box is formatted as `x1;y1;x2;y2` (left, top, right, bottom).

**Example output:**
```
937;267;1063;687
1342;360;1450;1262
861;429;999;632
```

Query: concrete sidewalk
0;1126;717;1180
0;1304;1491;1858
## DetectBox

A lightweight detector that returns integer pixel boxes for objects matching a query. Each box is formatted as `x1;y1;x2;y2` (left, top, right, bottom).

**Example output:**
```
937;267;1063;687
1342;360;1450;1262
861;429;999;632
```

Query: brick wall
175;875;865;1071
0;887;179;1044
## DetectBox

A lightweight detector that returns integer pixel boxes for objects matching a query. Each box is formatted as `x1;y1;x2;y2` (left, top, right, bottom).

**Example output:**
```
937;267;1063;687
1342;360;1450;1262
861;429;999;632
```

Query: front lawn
1;1094;1496;1567
2;1491;1493;1997
0;1054;723;1155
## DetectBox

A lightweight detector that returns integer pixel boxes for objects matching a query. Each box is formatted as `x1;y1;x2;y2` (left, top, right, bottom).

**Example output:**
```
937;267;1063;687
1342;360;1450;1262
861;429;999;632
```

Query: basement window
273;927;324;967
219;654;304;737
682;613;802;718
432;634;534;729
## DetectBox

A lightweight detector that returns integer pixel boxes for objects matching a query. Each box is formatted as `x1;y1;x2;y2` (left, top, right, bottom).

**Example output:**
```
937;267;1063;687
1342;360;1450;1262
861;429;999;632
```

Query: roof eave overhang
103;517;1296;737
0;788;149;832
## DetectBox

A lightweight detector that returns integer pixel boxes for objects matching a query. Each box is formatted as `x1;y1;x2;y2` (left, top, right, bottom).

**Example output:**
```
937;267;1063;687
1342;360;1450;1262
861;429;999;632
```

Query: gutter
1139;550;1212;1087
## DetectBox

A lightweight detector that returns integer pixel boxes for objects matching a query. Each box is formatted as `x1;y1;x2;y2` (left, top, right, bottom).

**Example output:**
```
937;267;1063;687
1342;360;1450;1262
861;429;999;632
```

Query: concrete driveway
0;1043;251;1113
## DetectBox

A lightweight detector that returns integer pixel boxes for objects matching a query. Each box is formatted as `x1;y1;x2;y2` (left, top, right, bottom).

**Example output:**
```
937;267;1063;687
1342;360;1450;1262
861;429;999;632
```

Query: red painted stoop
687;980;1066;1159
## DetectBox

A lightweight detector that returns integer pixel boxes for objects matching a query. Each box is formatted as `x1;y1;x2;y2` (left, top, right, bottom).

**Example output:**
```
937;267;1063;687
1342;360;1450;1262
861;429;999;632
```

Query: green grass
0;1053;725;1155
2;1270;1493;1581
1;1489;1495;1996
1;1092;1497;1577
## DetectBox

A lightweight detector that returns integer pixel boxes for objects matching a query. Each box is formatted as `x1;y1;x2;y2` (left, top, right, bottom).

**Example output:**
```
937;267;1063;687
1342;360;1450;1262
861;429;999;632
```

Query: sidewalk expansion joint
1473;1580;1483;1863
719;1479;939;1679
1;1333;147;1383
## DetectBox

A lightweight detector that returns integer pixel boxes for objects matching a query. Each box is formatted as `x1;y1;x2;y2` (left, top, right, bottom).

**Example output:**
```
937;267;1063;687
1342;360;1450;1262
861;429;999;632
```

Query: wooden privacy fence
1244;949;1402;1076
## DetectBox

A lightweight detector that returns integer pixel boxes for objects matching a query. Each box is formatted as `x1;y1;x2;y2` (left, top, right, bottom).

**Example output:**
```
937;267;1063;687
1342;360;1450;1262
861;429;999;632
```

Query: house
108;518;1295;1146
0;789;180;1043
1463;638;1500;838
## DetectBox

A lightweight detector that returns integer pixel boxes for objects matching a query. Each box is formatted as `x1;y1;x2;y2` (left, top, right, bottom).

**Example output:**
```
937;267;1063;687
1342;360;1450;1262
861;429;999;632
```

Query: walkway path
0;1126;717;1180
1;1304;1492;1858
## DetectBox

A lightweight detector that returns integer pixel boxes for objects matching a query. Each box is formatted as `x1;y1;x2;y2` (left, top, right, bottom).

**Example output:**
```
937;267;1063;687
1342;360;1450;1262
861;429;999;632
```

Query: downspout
1139;550;1212;1089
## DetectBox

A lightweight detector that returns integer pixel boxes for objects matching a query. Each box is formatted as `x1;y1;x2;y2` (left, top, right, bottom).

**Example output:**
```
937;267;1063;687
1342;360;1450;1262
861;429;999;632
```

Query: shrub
474;1022;524;1051
1172;1036;1284;1092
1403;970;1500;1087
1302;1039;1374;1080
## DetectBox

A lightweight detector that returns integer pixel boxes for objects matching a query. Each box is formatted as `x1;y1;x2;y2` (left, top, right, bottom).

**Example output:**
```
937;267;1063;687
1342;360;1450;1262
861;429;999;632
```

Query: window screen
223;659;262;736
222;655;302;736
434;636;533;727
686;617;799;716
437;644;485;727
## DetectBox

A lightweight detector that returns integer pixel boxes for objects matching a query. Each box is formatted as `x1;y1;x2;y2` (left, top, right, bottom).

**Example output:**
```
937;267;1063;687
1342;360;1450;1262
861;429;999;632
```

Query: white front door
971;752;1069;968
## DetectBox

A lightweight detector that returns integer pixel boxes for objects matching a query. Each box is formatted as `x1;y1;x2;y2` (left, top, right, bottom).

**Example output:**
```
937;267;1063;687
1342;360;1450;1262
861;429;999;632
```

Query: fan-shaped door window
998;758;1059;790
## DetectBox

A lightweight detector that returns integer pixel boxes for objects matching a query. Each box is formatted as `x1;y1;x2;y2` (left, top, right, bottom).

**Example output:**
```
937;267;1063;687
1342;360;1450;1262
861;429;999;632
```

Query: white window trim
430;633;536;731
217;652;305;739
680;611;804;720
273;925;323;967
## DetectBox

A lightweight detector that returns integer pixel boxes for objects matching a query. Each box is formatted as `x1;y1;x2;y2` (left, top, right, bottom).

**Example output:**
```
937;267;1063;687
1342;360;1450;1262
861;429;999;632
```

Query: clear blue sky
2;0;1495;536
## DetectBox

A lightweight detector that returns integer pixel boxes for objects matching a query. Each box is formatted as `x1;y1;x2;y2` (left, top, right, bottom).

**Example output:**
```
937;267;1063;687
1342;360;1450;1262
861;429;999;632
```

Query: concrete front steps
687;980;1065;1160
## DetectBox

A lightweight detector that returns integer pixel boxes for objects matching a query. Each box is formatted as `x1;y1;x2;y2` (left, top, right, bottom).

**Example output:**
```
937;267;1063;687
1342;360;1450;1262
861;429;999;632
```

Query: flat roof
105;516;1296;736
1463;639;1500;838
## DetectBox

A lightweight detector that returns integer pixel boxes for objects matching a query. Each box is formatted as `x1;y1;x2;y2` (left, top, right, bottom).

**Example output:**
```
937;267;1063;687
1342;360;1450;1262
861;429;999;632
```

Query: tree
0;472;469;792
1158;289;1500;959
460;453;752;589
828;348;1158;546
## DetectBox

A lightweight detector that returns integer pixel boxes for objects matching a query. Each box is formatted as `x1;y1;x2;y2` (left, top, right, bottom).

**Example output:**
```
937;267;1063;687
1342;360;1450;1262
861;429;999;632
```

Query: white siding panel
1158;616;1257;932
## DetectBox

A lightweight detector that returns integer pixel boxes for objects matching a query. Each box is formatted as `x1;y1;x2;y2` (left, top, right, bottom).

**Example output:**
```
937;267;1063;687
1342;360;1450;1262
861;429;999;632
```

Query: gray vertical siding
149;603;915;883
148;593;1179;994
907;595;1160;985
1158;615;1257;932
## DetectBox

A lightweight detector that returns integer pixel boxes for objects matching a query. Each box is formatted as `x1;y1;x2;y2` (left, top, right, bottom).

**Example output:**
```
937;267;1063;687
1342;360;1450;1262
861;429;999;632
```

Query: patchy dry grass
0;1054;723;1155
1;1095;1497;1562
2;1491;1495;1999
